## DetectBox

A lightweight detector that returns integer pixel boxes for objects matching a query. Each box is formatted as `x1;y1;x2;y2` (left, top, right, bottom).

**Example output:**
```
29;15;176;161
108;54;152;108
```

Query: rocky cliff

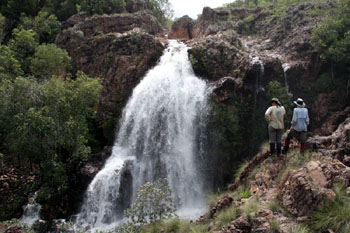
56;11;165;143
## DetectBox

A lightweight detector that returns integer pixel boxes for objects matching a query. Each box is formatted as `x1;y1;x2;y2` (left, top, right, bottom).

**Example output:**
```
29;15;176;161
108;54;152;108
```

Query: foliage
312;0;350;66
265;81;293;128
309;185;350;233
8;28;39;73
124;178;177;227
0;0;42;20
146;0;174;26
0;13;5;43
0;72;102;203
80;0;126;15
240;190;252;199
140;218;208;233
30;43;71;79
20;10;61;44
42;0;81;21
0;44;23;79
1;219;35;233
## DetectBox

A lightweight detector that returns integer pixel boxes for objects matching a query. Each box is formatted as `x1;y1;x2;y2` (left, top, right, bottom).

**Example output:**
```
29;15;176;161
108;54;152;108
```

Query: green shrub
124;178;177;227
240;190;252;199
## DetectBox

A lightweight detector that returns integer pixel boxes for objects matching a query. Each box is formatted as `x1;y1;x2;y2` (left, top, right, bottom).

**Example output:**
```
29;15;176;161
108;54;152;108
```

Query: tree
312;0;350;66
0;13;5;43
20;10;61;43
0;45;24;79
30;44;71;79
148;0;174;25
8;28;38;73
124;178;177;227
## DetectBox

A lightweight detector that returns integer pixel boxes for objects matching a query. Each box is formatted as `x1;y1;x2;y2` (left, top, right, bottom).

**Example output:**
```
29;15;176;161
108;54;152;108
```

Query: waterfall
19;192;41;228
282;63;290;89
75;40;211;231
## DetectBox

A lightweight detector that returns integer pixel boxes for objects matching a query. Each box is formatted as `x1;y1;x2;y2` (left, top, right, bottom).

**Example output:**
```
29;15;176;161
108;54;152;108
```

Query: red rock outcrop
168;15;194;40
278;160;350;216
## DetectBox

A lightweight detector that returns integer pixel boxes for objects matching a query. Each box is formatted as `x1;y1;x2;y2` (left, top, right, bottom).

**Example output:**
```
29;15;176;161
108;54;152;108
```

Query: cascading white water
76;40;211;231
20;192;42;228
282;63;290;90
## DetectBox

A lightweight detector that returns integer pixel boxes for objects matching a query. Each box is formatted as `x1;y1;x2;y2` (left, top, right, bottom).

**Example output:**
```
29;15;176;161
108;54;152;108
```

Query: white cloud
169;0;234;19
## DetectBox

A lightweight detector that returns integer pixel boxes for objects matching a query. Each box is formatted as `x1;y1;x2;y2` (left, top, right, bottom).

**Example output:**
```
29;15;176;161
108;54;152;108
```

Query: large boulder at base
168;15;194;40
56;12;165;133
278;160;350;216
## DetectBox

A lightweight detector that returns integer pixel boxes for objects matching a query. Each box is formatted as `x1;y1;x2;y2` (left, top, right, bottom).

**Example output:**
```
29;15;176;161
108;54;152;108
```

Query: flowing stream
75;40;211;231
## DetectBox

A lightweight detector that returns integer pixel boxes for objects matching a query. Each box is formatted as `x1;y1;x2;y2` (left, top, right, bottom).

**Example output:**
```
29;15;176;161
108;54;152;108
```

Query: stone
168;16;194;40
278;160;350;216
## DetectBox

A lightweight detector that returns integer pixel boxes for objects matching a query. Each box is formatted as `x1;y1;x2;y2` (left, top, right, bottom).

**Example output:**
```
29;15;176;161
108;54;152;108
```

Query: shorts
286;128;307;143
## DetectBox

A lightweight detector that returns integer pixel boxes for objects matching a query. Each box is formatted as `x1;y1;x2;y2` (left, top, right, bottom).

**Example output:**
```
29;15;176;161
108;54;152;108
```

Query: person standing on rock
283;98;309;154
265;98;286;155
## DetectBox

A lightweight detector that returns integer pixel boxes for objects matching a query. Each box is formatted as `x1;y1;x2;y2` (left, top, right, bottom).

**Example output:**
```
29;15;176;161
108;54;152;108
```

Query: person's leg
276;129;283;154
282;129;294;154
300;131;307;153
269;126;276;155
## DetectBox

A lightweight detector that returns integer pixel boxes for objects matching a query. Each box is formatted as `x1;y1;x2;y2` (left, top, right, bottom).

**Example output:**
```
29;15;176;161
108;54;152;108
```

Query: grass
268;219;280;233
308;185;350;233
213;206;241;231
242;196;259;218
289;224;311;233
267;197;280;213
141;218;208;233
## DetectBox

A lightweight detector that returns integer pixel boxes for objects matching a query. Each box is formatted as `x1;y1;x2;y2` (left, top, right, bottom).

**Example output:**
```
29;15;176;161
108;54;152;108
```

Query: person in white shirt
283;98;310;154
265;98;286;155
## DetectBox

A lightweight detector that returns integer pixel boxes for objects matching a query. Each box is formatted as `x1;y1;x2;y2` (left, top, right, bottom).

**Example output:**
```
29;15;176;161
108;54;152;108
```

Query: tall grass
213;206;240;231
309;185;350;233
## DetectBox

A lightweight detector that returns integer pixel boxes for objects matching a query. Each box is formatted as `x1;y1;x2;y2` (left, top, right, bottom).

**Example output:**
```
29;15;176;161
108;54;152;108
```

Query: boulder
168;15;194;40
188;31;248;81
278;160;350;216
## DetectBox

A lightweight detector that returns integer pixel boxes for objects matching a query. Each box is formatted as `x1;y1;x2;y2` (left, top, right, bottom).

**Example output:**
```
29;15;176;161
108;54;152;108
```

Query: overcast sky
169;0;235;19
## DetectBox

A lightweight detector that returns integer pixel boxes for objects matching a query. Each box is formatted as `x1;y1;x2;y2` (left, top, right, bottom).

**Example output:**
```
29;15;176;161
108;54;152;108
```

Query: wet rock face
56;13;165;135
278;160;350;216
168;16;194;40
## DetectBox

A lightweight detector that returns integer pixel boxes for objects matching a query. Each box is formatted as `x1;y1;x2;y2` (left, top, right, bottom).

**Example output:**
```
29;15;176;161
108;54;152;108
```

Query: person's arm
265;107;272;122
291;108;297;129
306;108;310;125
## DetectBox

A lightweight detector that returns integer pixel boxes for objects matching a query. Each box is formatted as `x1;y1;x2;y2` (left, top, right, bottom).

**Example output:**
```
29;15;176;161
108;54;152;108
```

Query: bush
124;178;177;227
